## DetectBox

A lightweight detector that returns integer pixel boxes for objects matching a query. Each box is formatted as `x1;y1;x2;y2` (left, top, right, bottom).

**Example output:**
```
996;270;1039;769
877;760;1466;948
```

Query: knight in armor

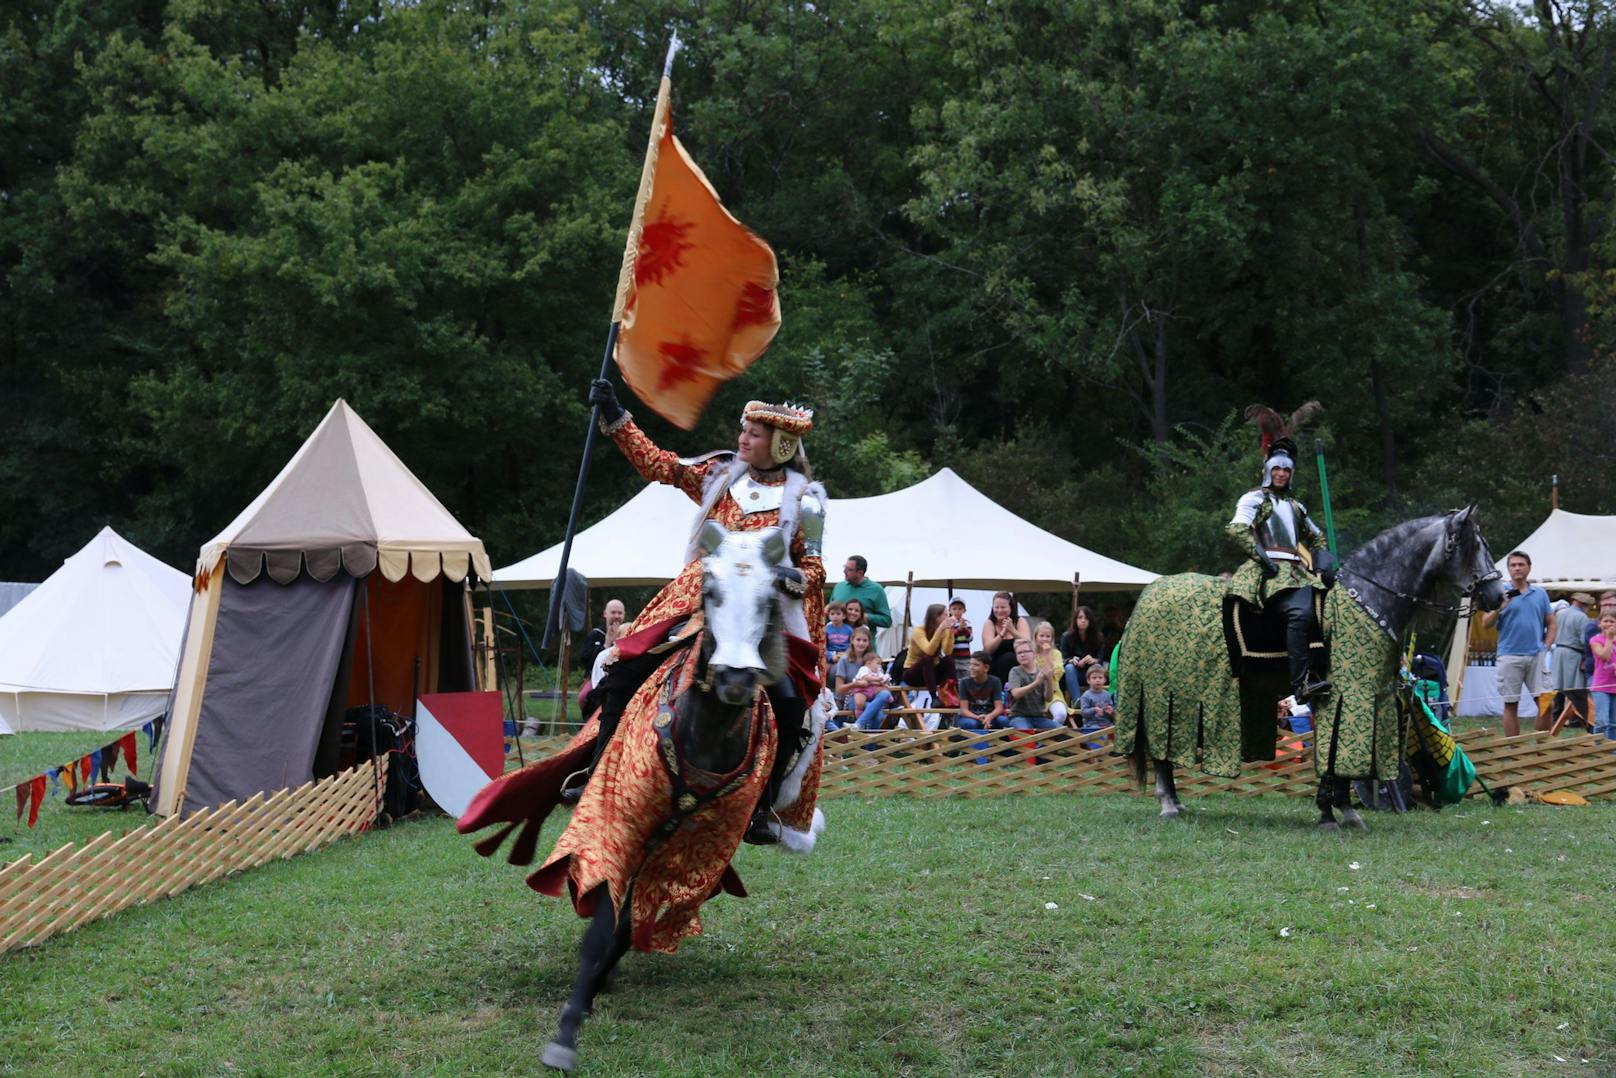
565;378;827;844
1227;403;1338;704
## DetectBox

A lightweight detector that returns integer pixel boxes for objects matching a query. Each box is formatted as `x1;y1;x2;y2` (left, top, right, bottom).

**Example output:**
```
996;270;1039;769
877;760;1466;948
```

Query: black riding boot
559;648;666;804
745;678;808;845
1278;586;1331;702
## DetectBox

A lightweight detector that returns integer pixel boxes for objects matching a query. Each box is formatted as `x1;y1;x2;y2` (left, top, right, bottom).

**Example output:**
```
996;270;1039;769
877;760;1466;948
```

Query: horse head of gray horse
1439;504;1507;614
696;521;789;707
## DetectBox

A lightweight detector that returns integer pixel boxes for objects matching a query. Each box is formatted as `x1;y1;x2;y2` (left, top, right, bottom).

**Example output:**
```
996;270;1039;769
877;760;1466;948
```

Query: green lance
1314;438;1338;554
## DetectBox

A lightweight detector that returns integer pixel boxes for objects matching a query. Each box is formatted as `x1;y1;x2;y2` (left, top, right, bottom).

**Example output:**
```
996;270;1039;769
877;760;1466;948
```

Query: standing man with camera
1481;550;1557;737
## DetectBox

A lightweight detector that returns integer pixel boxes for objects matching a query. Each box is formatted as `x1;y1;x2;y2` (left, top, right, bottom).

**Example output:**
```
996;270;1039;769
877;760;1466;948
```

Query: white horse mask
697;522;788;705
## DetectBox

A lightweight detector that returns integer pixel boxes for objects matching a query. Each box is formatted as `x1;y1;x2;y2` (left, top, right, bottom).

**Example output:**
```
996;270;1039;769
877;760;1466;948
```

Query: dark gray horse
539;522;824;1073
1118;506;1506;831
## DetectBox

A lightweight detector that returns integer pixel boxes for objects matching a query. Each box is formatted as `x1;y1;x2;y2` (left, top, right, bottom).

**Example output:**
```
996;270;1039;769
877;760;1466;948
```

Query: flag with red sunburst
614;94;782;430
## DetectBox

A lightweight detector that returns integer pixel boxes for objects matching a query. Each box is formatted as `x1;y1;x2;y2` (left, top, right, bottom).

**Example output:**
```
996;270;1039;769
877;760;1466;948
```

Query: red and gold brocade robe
606;417;826;688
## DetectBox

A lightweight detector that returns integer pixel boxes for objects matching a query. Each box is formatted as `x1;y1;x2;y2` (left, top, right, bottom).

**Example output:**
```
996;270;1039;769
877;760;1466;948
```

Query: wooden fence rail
0;758;386;956
512;725;1616;802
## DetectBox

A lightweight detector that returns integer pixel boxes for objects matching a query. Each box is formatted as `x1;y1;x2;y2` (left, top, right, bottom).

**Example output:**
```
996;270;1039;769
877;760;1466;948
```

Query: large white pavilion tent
495;467;1157;594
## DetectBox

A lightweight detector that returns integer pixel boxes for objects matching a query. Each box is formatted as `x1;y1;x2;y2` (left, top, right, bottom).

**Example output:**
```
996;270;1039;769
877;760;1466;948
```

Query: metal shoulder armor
799;492;826;557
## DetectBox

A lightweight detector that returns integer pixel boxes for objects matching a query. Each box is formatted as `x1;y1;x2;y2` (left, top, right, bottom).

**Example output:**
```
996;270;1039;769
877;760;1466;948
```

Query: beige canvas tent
152;400;491;816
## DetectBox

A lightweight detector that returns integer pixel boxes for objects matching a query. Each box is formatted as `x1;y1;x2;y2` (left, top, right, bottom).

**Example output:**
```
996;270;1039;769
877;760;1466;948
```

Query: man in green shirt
830;554;892;628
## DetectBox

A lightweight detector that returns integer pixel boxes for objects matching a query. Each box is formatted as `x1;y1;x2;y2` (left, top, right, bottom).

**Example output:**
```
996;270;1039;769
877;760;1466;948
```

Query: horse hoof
1342;811;1369;833
542;1041;578;1073
1157;800;1182;819
1317;820;1340;834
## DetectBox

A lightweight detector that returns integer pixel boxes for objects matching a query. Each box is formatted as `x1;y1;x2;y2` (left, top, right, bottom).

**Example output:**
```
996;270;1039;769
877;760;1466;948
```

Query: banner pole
542;36;681;649
1314;438;1338;555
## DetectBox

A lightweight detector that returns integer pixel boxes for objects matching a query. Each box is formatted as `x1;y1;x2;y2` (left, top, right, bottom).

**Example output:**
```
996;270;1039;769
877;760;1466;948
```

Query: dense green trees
3;0;1613;583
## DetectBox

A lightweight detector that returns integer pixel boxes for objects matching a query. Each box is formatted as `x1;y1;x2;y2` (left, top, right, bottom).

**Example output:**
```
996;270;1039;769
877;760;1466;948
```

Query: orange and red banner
612;77;781;430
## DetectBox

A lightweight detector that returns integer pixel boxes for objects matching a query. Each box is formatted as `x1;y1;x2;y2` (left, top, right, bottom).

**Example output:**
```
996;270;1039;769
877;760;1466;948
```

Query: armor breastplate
729;472;785;515
1258;497;1300;557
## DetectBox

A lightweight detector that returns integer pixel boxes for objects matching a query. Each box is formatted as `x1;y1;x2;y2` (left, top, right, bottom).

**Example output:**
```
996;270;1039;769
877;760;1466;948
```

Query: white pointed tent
1447;508;1616;713
495;467;1156;592
0;527;190;733
154;400;490;816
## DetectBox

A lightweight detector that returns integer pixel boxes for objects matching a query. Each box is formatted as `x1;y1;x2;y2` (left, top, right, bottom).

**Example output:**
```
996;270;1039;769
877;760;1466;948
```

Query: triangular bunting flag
121;732;139;777
48;767;60;796
27;775;46;828
14;783;25;821
91;748;105;782
79;756;91;783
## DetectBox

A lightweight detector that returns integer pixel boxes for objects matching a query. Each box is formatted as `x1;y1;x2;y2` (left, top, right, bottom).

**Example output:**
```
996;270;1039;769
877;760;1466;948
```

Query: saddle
1221;591;1328;677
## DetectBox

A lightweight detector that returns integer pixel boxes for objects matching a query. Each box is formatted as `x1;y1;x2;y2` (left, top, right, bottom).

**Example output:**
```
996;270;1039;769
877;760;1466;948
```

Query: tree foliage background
4;0;1615;585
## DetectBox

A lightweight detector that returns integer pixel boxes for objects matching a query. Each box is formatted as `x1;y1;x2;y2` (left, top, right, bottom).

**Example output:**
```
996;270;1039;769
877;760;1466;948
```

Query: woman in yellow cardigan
903;602;957;700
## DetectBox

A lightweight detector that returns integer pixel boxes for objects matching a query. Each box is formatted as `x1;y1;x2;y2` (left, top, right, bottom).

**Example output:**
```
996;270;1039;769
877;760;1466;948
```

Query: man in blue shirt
1481;550;1557;736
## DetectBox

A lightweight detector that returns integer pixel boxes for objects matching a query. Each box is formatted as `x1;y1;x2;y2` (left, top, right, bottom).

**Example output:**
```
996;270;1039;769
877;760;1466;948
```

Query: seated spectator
1032;621;1069;726
903;603;956;700
1006;638;1060;730
825;600;853;665
1059;605;1106;702
832;626;892;731
947;598;974;678
831;555;893;628
956;651;1005;731
843;597;869;635
983;591;1032;683
1076;664;1116;731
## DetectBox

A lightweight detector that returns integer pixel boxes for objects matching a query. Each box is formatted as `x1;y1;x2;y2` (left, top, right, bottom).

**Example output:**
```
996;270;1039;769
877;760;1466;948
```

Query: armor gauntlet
800;494;826;557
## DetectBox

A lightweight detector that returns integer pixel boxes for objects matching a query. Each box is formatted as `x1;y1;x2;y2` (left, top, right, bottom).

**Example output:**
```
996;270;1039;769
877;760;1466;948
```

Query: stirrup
558;768;590;806
1295;675;1333;702
743;805;780;846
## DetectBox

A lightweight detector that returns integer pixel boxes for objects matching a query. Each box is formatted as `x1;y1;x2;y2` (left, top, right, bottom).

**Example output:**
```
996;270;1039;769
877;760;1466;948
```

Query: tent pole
557;628;572;733
363;577;382;824
1069;572;1081;629
901;571;914;644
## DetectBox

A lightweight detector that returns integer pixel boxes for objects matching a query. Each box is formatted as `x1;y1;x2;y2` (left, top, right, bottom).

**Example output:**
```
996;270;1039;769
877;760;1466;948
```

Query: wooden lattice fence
512;725;1616;802
0;758;386;956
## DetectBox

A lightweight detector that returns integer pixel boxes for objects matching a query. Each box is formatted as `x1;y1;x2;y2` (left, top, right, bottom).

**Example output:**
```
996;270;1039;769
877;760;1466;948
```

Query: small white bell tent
0;527;190;733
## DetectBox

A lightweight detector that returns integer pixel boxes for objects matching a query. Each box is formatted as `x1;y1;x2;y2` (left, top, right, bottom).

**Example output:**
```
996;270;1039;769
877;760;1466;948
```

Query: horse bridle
1343;522;1501;621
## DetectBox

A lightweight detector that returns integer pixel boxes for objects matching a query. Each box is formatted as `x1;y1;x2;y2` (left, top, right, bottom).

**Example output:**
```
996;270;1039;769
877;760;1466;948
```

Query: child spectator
1032;621;1069;726
1076;664;1116;731
948;598;974;673
849;651;894;730
1589;612;1616;740
832;626;891;731
956;652;1005;731
824;600;852;665
1006;638;1060;730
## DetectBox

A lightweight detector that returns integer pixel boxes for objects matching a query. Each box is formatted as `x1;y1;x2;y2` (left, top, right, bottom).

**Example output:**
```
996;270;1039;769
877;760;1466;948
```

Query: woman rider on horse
568;378;827;843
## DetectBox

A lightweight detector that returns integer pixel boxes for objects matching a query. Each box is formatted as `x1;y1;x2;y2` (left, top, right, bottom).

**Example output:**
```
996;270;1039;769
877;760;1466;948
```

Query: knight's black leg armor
1277;586;1330;701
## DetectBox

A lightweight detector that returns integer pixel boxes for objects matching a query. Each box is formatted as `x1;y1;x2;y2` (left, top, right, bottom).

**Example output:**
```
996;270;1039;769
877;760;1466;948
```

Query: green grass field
3;788;1613;1076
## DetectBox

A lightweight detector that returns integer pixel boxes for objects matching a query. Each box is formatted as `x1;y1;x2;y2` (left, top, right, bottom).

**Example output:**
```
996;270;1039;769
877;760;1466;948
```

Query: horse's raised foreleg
544;886;624;1073
1153;760;1184;819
